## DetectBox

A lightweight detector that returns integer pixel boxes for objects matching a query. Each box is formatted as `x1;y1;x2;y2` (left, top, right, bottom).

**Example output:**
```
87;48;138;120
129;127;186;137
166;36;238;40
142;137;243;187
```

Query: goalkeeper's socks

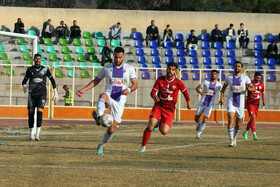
99;131;114;147
97;98;106;116
28;112;35;128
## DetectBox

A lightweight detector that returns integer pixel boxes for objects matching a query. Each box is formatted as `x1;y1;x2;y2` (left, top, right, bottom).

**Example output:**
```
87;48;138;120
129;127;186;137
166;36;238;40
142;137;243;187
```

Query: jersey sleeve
129;65;137;80
245;75;252;85
96;66;106;80
199;80;206;88
150;78;160;98
46;67;56;89
218;82;223;91
22;68;31;85
179;80;190;102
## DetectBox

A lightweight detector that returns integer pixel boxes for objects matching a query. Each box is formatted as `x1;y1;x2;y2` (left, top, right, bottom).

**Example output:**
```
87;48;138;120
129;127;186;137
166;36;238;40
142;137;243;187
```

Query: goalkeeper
22;53;58;141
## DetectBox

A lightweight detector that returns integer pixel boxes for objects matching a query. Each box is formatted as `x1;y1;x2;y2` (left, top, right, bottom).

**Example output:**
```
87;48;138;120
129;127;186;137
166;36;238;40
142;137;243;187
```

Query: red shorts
149;104;174;127
247;104;259;117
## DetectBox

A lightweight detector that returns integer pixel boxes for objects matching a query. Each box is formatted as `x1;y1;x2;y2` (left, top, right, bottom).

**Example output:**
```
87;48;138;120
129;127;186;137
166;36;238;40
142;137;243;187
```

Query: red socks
246;121;252;131
142;128;152;146
246;121;256;133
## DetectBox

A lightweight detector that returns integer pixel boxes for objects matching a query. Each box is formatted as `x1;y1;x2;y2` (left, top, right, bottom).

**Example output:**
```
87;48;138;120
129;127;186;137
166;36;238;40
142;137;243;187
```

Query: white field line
0;164;279;176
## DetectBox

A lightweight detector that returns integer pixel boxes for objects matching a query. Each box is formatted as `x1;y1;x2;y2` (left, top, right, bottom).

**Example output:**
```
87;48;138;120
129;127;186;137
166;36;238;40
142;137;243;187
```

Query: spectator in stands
266;40;278;60
56;21;69;39
109;22;122;46
186;29;198;50
14;18;25;34
224;23;238;48
42;19;54;38
163;24;174;43
101;43;113;66
70;20;81;39
238;23;249;48
146;20;161;47
211;24;223;47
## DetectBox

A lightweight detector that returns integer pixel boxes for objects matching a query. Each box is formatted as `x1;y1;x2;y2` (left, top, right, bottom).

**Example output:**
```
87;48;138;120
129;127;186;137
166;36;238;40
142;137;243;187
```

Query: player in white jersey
76;47;138;155
220;61;255;147
195;70;222;139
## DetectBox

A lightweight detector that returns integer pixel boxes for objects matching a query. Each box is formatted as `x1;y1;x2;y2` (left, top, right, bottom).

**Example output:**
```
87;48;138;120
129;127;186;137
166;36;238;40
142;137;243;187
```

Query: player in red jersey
242;72;265;140
138;62;193;152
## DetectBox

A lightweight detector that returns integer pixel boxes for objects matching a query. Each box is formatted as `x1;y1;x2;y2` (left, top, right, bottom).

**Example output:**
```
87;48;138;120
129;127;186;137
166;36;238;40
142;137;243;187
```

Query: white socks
234;129;240;139
228;127;234;141
29;128;35;138
197;123;206;136
36;127;41;138
99;131;114;147
97;98;106;116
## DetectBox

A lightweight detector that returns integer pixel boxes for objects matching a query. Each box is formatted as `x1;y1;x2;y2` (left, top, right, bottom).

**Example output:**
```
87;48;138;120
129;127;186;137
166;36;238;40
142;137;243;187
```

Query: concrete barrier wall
0;7;279;34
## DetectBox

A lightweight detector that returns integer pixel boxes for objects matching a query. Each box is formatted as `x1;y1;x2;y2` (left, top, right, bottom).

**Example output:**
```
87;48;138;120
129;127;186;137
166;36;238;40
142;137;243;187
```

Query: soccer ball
100;114;114;127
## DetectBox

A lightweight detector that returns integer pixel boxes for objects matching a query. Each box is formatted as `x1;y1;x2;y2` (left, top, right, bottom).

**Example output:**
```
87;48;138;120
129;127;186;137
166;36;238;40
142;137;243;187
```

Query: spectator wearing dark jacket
56;21;69;39
70;20;81;38
42;19;54;38
224;23;238;48
101;43;113;66
266;41;278;60
187;30;198;50
146;20;161;47
211;24;223;47
14;18;25;34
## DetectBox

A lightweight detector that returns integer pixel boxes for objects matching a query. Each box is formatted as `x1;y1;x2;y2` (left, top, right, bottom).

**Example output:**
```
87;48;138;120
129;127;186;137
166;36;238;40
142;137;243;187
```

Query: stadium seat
26;61;32;67
228;57;236;65
51;61;61;69
6;68;15;76
0;44;5;52
218;73;226;81
111;40;120;47
135;40;144;48
73;38;82;46
59;38;68;46
267;74;276;82
136;48;144;56
81;70;90;78
267;58;277;66
17;38;27;45
77;54;86;62
254;35;262;42
49;54;58;61
149;41;158;48
65;62;74;70
153;64;162;70
137;56;146;64
175;33;184;41
39;53;45;61
267;66;276;74
254;58;264;66
214;42;222;49
99;47;103;54
132;32;142;40
191;65;200;72
40;61;48;66
79;62;89;70
202;49;211;57
46;46;56;53
254;51;263;58
19;45;29;53
155;71;163;78
3;60;11;68
164;41;173;48
139;63;148;71
203;57;212;65
87;47;96;54
27;30;37;36
268;35;277;43
190;57;198;65
165;57;174;64
255;66;264;73
165;49;173;57
181;72;189;80
227;50;235;57
179;65;187;72
75;46;85;54
68;70;78;78
229;65;234;72
226;42;235;49
186;33;191;40
192;72;200;80
254;43;263;50
216;65;225;73
55;69;65;78
85;39;94;47
95;32;104;39
0;52;8;60
23;53;32;61
178;57;186;65
214;50;223;57
152;56;161;64
201;33;210;41
89;55;99;62
176;41;184;49
204;73;211;80
189;49;197;57
44;38;53;46
97;39;106;47
176;50;187;60
215;58;224;65
141;71;151;79
150;48;159;56
37;45;42;53
201;42;210;49
63;54;72;62
92;62;102;70
83;31;92;39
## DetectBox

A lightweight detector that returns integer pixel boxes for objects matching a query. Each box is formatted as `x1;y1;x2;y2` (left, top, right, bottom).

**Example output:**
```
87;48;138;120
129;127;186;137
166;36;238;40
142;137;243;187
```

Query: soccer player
243;72;265;140
219;61;255;147
76;47;137;155
195;70;222;139
22;54;58;141
138;62;192;152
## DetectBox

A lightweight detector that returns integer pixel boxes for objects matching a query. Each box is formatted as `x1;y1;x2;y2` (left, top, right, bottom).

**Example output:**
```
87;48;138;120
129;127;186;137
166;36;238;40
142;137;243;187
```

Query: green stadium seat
17;38;27;45
65;62;74;70
92;62;102;70
95;32;104;39
23;53;32;61
77;54;86;62
0;52;8;60
40;61;48;66
79;62;89;70
111;40;120;47
26;61;33;67
83;31;92;39
87;47;96;54
0;44;5;52
81;70;90;78
104;62;111;66
3;60;11;68
97;39;106;47
55;69;65;78
94;69;100;77
39;53;45;60
6;68;15;76
37;45;42;53
44;38;53;46
49;54;58;61
46;46;56;53
59;38;68;46
89;54;99;62
61;46;70;54
27;30;37;36
52;61;61;69
68;70;77;78
19;45;29;53
73;38;82;46
63;54;72;62
99;47;103;54
75;46;84;54
85;39;94;47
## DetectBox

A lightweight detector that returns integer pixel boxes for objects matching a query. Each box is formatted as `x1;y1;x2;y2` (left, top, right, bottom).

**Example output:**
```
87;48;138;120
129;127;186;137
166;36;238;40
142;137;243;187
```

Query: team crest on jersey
259;86;262;89
172;85;176;89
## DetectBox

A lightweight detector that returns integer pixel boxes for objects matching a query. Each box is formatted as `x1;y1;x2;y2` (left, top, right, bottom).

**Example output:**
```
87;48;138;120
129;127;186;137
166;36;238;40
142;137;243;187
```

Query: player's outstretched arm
219;84;227;105
195;85;205;96
76;78;101;97
122;79;138;96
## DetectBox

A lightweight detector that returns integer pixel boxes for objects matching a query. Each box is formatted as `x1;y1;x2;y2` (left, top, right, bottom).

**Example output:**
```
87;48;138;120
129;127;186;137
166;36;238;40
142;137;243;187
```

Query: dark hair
234;61;243;68
254;72;262;77
230;23;234;27
34;53;41;58
190;29;195;33
240;23;244;26
117;22;121;25
47;19;51;22
167;62;178;69
167;24;170;27
211;70;219;74
114;47;125;54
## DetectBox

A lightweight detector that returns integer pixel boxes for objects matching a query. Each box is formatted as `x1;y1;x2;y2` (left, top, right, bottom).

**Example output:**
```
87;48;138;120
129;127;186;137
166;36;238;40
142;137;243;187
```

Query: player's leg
227;111;236;147
27;95;35;141
159;123;171;135
251;105;259;140
196;106;212;139
139;117;159;152
34;95;46;141
243;105;253;140
195;105;204;131
93;93;111;126
158;107;173;135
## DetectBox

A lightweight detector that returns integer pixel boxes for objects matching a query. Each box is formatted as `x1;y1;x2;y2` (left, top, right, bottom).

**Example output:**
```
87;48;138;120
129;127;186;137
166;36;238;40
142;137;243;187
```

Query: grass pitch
0;123;279;186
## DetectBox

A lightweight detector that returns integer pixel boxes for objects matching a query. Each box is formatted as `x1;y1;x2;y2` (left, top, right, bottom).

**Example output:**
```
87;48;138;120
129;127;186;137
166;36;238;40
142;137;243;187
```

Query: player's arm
195;85;205;97
179;82;192;110
262;91;266;107
76;78;101;97
46;68;56;89
122;78;137;95
22;68;31;93
219;84;227;105
150;78;160;102
247;83;255;92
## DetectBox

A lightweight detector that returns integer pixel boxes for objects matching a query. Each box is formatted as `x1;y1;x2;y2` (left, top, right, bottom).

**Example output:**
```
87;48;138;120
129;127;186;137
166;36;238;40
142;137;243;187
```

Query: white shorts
227;103;245;118
105;92;127;123
195;104;213;118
